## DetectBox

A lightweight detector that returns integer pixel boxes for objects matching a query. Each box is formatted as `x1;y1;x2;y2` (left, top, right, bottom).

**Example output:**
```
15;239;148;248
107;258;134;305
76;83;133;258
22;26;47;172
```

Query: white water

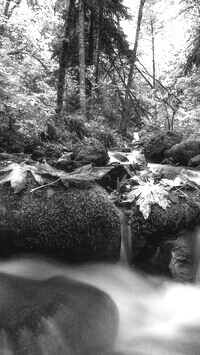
1;256;200;354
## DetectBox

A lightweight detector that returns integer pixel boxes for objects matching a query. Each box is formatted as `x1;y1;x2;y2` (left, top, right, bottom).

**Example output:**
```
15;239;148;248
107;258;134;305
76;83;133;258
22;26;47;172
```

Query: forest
2;2;200;355
1;0;200;148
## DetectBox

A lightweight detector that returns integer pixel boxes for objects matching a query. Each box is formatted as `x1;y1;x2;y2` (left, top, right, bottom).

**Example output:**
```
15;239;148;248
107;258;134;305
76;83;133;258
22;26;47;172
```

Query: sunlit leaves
115;166;200;220
0;163;28;194
0;0;58;134
126;179;170;219
0;162;113;194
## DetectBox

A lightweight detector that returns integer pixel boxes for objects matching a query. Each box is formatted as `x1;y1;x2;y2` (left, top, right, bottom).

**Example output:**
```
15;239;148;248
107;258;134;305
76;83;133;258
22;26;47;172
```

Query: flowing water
0;248;200;354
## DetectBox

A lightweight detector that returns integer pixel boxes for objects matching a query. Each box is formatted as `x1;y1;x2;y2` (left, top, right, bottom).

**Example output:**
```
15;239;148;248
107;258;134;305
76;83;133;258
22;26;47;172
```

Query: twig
174;186;188;198
30;178;61;193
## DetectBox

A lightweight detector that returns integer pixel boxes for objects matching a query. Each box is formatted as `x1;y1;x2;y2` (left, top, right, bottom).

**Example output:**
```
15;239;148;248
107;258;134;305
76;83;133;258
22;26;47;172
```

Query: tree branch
137;59;182;104
7;50;48;70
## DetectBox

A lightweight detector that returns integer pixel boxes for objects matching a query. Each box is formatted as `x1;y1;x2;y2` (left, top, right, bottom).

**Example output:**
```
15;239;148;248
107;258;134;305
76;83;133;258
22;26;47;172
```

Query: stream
0;247;200;354
0;152;200;353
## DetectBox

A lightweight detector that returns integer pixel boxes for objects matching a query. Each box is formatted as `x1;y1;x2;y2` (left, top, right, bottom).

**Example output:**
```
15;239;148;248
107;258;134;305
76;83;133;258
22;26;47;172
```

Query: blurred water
0;255;200;354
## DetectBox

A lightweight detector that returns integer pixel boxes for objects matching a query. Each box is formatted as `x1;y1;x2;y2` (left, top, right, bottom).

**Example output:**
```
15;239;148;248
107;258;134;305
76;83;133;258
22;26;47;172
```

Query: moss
0;174;121;262
122;189;200;275
130;189;200;239
143;131;182;163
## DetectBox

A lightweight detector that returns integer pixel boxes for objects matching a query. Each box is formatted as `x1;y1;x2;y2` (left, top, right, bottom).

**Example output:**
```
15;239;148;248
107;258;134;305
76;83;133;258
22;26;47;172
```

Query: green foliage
0;161;112;193
0;0;58;135
91;128;117;148
1;0;200;141
65;115;88;139
112;166;200;220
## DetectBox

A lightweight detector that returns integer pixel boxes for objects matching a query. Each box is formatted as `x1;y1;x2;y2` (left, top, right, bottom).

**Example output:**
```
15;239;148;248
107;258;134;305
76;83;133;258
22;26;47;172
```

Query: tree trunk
94;2;103;84
0;0;19;38
150;18;156;89
78;0;86;120
56;0;71;117
88;10;94;67
120;0;146;135
89;2;103;117
86;9;94;99
3;0;11;17
150;17;157;120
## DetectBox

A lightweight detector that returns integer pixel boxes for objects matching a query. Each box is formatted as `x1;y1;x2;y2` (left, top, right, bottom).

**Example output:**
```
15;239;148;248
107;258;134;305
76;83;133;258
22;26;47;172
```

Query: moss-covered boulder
165;140;200;165
0;175;121;262
128;189;200;279
0;273;118;354
143;131;183;163
0;273;119;355
115;164;200;279
72;142;109;166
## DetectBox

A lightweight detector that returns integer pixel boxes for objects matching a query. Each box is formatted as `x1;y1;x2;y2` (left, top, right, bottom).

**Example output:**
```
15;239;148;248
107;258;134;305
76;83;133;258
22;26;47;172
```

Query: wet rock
109;153;129;163
143;131;183;163
165;140;200;166
0;128;38;154
98;165;131;191
73;142;109;166
0;273;118;354
0;175;121;262
123;189;200;278
169;228;199;282
188;154;200;168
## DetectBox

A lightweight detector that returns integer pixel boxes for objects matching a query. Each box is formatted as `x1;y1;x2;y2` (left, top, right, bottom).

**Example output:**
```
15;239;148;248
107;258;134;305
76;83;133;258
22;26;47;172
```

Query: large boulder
0;175;121;262
165;140;200;165
72;142;109;166
143;131;183;163
129;189;200;274
169;228;199;282
0;127;38;154
0;272;118;354
117;166;200;280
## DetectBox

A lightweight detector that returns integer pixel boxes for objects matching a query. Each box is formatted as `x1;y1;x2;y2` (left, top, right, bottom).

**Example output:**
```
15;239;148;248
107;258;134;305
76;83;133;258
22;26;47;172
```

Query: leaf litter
112;167;200;220
0;162;112;194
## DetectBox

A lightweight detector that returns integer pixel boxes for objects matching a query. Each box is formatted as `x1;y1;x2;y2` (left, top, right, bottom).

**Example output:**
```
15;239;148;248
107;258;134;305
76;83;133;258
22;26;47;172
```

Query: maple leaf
0;162;111;193
160;177;185;190
0;163;28;194
126;181;170;219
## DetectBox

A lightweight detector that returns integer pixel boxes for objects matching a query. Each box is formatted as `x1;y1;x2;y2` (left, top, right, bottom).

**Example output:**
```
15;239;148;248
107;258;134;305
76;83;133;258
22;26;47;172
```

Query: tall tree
120;0;146;135
0;0;22;37
78;0;86;119
53;0;130;117
56;0;71;117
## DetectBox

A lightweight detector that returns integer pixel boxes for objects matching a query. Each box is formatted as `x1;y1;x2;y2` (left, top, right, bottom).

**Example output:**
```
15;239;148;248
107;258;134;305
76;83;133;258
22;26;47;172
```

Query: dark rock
31;144;65;162
165;140;200;165
73;143;109;166
0;175;121;262
188;154;200;167
120;148;132;153
31;148;45;161
125;189;200;278
143;131;183;163
0;273;118;354
169;228;198;282
98;165;131;191
0;128;38;154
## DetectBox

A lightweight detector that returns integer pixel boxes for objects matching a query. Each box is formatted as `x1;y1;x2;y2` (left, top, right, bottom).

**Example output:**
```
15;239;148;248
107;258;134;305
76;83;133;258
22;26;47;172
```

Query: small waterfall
118;208;132;266
0;257;200;354
194;227;200;283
